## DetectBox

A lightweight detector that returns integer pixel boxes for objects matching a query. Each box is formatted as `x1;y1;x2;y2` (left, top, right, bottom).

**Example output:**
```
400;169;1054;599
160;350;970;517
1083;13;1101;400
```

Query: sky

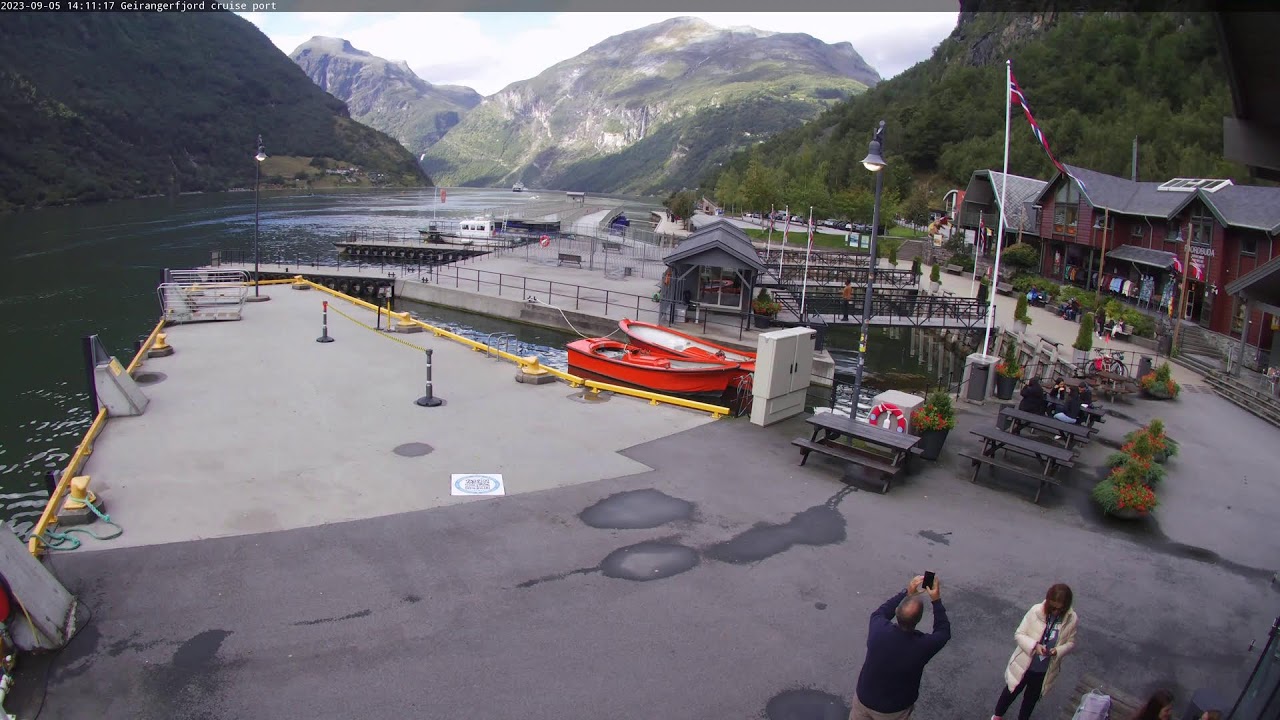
241;12;959;97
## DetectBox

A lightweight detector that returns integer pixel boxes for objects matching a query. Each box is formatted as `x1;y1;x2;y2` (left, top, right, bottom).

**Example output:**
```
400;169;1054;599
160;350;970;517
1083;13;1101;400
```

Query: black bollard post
316;300;335;343
415;348;444;407
45;470;58;499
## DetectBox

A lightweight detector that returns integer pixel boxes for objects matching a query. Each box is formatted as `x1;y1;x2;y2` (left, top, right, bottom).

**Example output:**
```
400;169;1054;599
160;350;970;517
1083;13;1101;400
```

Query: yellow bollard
291;275;311;290
64;475;96;510
394;311;423;334
148;332;175;358
515;357;556;385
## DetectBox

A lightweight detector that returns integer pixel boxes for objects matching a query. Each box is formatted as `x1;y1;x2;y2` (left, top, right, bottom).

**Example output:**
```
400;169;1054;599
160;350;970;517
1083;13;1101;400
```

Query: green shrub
1014;293;1031;324
930;264;941;284
1011;275;1061;302
1074;313;1095;352
1001;243;1041;274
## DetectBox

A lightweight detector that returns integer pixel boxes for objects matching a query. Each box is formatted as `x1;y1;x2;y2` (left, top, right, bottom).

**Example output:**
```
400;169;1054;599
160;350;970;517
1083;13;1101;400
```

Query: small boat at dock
566;338;749;395
619;319;756;371
512;182;525;192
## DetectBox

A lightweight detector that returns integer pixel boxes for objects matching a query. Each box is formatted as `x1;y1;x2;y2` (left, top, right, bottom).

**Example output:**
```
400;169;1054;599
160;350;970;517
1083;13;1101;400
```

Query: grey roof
1105;244;1178;270
977;170;1047;231
1201;184;1280;233
663;219;765;272
1225;253;1280;310
1035;164;1280;230
1057;164;1194;219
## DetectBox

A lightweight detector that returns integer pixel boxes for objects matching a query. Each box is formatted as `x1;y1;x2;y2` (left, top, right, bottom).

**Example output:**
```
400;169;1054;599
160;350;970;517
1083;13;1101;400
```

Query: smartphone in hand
922;571;935;590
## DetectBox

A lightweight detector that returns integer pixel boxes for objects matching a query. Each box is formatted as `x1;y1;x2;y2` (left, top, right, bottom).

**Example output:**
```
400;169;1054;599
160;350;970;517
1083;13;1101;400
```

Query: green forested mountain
423;17;879;195
0;12;429;213
709;11;1246;223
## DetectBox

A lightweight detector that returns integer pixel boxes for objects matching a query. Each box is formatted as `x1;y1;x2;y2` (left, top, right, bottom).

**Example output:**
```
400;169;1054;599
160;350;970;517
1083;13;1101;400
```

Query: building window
1164;221;1180;242
1131;222;1144;238
1191;209;1213;246
1053;182;1081;235
1241;232;1258;256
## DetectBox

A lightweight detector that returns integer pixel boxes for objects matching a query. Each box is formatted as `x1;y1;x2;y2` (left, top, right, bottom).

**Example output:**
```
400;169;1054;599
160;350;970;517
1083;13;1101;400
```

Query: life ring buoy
539;235;551;248
868;402;906;433
662;270;672;286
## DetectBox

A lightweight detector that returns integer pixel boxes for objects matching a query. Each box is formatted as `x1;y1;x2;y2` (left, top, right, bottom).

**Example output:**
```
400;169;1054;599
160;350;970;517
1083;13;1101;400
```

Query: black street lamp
253;135;267;298
850;120;887;418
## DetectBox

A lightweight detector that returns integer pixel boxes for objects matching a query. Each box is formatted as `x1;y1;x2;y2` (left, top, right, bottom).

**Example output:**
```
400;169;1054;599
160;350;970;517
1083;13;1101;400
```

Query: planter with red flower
993;341;1023;400
1092;448;1160;519
1139;362;1180;400
909;391;957;461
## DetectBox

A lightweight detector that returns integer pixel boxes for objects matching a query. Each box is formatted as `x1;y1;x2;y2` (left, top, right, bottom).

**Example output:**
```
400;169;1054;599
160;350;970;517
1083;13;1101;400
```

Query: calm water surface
0;188;968;534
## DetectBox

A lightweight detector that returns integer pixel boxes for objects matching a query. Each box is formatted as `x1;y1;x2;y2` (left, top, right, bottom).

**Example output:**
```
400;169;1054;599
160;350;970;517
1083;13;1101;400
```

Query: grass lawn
741;227;857;251
887;225;927;239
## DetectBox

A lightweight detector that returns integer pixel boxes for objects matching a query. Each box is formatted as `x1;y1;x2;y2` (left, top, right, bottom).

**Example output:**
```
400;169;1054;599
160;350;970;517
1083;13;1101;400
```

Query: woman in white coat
991;583;1079;720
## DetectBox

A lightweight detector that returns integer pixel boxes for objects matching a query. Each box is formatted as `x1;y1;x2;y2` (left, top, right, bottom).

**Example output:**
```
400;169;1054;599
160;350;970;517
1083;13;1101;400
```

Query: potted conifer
994;340;1023;400
1073;312;1095;364
1013;293;1032;335
929;264;941;293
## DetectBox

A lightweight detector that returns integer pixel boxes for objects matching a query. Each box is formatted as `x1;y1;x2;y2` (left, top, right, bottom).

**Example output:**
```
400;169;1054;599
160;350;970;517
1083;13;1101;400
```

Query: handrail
300;278;730;417
28;316;165;555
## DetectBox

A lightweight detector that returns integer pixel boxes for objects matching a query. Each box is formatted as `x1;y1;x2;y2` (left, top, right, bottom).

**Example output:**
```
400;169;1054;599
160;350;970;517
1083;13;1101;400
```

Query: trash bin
674;305;687;323
1157;334;1173;356
965;353;997;403
1137;355;1153;379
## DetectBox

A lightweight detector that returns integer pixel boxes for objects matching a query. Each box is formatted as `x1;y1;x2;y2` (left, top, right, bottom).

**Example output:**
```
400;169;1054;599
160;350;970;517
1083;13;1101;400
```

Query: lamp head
255;135;266;163
862;120;887;172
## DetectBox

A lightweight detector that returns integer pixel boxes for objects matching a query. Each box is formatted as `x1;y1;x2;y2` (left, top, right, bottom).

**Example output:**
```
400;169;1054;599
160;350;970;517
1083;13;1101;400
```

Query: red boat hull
566;338;748;395
618;319;756;372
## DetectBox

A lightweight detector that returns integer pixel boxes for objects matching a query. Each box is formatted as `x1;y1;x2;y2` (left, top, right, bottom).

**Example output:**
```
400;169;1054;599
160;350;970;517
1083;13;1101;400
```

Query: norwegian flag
977;215;987;255
1172;256;1183;275
1010;72;1087;193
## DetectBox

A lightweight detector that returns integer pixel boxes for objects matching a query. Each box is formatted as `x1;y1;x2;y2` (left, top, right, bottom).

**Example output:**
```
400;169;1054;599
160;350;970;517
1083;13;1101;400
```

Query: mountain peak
293;36;371;59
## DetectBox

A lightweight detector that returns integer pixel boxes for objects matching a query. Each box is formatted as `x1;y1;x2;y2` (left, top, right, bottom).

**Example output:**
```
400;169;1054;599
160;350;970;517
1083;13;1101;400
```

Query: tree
664;190;696;224
742;155;779;215
902;184;931;229
1075;312;1095;352
715;167;743;213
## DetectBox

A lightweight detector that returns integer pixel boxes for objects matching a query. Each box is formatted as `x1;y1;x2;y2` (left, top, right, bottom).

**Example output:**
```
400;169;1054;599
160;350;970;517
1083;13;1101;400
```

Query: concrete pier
14;278;1280;720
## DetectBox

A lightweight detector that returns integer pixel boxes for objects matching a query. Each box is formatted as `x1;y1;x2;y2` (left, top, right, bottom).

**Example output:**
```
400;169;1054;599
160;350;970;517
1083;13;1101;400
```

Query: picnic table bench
999;406;1097;450
996;281;1015;296
1088;369;1138;401
944;263;964;275
601;241;624;252
557;253;584;267
1046;393;1107;427
1056;673;1141;720
793;412;920;493
960;426;1077;503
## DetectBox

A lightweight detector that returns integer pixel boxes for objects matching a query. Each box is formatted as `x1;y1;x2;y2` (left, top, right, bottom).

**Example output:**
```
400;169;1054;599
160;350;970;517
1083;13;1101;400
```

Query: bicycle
1090;348;1128;376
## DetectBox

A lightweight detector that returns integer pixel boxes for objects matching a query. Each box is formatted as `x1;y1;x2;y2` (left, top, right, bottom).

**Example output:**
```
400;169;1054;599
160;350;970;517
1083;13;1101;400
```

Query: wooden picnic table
999;406;1097;450
793;412;921;493
960;426;1077;503
1088;370;1138;401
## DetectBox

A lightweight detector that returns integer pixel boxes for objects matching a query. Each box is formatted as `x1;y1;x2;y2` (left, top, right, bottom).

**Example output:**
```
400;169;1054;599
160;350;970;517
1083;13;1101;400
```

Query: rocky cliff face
422;17;881;194
291;37;482;153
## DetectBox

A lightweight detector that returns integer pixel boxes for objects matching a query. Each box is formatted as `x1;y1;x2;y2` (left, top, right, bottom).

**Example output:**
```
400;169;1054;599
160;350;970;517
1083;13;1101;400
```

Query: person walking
850;574;951;720
991;583;1079;720
842;278;854;321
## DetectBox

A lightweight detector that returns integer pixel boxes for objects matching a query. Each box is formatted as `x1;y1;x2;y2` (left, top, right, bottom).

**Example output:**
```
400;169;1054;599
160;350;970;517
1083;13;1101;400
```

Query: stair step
1205;380;1280;428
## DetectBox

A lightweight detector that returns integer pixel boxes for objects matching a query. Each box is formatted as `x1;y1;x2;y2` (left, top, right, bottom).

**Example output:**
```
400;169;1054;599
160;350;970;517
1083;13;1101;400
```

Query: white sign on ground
451;474;505;497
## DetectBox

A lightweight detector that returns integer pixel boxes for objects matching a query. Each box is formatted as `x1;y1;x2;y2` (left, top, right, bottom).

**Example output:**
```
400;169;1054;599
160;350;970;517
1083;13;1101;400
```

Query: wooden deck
1056;673;1141;720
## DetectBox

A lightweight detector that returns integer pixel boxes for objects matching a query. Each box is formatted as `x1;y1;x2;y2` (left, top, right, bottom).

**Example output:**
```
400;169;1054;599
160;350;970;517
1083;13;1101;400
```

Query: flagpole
800;206;814;321
982;59;1013;357
969;220;980;297
765;203;774;262
778;204;789;280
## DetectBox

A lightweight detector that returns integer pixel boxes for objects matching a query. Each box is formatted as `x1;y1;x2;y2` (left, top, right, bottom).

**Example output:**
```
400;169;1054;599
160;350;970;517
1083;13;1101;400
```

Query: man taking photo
850;574;951;720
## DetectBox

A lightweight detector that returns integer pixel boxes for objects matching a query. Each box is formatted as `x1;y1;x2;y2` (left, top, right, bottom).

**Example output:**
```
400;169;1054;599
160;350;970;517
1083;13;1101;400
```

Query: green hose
38;499;122;551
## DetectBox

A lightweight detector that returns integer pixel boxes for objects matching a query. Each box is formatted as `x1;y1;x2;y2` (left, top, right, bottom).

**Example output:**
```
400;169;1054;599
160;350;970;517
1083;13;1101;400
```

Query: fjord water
0;188;579;534
0;188;964;534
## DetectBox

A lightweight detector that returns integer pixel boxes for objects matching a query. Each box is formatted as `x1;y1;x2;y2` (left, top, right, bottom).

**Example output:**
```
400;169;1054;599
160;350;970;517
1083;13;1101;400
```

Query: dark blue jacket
855;590;951;713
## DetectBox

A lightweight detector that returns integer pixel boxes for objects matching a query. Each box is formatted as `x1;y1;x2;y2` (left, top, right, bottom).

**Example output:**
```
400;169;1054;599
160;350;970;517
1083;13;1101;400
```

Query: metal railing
763;265;918;289
158;269;250;323
788;289;988;329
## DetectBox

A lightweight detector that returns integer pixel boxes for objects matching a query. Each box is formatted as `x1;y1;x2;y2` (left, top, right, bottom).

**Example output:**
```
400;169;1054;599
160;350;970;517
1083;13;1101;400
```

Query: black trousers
994;669;1046;720
842;299;851;320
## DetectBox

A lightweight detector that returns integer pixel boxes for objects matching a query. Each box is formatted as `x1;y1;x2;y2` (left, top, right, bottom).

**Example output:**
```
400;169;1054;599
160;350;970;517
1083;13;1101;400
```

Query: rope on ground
37;500;122;552
525;296;622;340
325;304;430;352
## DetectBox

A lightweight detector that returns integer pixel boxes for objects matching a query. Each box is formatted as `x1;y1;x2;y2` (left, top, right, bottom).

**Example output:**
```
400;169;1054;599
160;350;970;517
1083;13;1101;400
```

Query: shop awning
1105;245;1178;270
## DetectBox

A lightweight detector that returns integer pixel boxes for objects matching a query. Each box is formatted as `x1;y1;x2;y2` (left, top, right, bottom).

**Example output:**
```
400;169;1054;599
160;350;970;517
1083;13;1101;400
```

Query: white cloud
241;11;957;96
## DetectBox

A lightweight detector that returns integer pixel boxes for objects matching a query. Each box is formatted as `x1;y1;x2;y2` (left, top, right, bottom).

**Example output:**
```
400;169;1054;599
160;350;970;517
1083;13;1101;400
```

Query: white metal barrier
157;269;250;324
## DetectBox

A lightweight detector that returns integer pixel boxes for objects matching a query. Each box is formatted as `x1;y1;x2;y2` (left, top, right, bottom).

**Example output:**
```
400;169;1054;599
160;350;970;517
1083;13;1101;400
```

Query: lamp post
252;135;267;299
850;120;887;420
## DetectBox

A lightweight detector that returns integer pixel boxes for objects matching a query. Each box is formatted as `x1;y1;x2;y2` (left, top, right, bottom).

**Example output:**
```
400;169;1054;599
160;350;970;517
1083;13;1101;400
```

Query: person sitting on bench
1018;377;1049;417
1052;386;1083;427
